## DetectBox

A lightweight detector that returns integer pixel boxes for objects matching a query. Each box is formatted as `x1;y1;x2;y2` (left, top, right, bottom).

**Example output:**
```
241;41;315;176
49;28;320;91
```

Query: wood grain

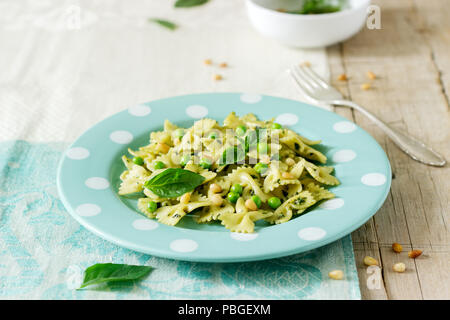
327;0;450;300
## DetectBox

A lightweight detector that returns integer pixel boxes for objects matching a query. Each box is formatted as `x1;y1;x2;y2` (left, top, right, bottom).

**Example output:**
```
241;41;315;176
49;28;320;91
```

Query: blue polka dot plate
57;93;391;262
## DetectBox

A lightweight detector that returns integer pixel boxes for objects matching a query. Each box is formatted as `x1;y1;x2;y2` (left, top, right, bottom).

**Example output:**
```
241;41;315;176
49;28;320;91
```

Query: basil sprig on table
149;18;178;30
78;263;153;289
175;0;208;8
144;168;205;198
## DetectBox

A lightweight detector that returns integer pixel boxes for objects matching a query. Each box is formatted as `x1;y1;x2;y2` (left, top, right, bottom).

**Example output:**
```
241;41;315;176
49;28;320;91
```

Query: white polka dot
110;130;133;144
132;219;159;230
319;198;345;210
275;113;298;126
230;232;258;241
240;93;262;104
186;105;208;118
66;147;90;160
361;173;386;186
170;239;198;253
332;149;357;163
85;177;110;190
75;203;101;217
333;121;356;133
298;227;326;241
128;104;151;117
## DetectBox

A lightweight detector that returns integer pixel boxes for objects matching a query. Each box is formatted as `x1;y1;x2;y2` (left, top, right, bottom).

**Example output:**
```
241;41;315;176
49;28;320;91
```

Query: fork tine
289;66;316;99
300;65;330;89
294;65;323;90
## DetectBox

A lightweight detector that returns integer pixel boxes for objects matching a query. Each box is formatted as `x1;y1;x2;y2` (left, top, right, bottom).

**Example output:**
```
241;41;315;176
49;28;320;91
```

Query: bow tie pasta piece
266;190;316;224
280;130;327;164
220;209;273;233
304;161;340;186
156;193;211;226
118;161;151;195
195;203;235;223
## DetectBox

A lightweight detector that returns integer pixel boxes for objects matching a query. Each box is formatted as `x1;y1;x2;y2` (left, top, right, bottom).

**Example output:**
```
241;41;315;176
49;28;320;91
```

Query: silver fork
289;64;446;167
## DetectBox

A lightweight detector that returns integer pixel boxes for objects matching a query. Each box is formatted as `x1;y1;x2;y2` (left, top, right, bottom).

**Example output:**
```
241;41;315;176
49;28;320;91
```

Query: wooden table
328;0;449;300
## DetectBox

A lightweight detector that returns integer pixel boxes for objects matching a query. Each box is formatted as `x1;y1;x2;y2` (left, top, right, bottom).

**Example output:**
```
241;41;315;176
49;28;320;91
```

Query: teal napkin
0;141;360;299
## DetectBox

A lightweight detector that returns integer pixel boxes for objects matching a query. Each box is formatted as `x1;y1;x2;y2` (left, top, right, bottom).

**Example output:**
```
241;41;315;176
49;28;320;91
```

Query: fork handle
330;99;446;167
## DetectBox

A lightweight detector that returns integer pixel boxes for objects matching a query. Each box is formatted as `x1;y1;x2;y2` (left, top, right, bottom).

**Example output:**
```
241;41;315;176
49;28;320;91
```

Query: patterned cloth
0;141;361;299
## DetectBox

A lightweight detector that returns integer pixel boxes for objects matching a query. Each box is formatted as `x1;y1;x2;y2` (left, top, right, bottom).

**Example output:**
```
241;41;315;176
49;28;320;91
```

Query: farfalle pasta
118;112;340;233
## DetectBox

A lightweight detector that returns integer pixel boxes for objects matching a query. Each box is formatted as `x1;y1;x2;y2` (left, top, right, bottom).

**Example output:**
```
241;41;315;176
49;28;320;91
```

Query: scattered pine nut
393;262;406;273
337;74;348;81
209;183;222;193
361;83;371;90
245;199;258;211
300;61;311;67
392;243;403;253
180;193;191;204
367;71;376;80
204;59;212;65
213;74;223;81
210;194;223;206
328;270;344;280
281;172;294;179
364;256;378;266
408;249;423;259
219;62;228;68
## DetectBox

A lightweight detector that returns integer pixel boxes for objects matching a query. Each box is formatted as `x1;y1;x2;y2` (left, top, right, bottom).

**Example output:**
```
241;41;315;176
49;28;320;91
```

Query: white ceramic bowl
246;0;371;48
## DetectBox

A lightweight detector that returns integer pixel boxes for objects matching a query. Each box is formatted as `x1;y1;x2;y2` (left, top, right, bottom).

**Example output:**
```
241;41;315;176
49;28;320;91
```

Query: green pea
208;132;217;139
227;192;240;203
235;125;247;137
174;128;185;139
254;162;268;174
133;156;144;166
147;201;158;213
230;183;243;195
154;161;166;169
268;197;281;209
257;142;269;154
199;158;212;169
180;154;191;167
271;123;282;129
251;195;262;208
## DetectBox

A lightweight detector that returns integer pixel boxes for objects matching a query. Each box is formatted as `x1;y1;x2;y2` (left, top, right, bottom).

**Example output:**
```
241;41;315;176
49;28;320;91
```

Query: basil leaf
144;168;205;198
149;18;178;30
175;0;208;8
78;263;153;289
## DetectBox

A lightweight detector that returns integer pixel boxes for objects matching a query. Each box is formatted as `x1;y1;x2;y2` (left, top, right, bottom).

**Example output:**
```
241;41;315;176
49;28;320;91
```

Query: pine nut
364;256;378;266
209;183;222;193
204;59;212;65
393;262;406;273
361;83;371;90
338;74;348;81
367;71;376;80
328;270;344;280
408;249;423;259
210;194;223;206
156;142;170;154
213;74;223;81
219;62;228;68
180;193;191;204
392;243;403;253
245;199;258;211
